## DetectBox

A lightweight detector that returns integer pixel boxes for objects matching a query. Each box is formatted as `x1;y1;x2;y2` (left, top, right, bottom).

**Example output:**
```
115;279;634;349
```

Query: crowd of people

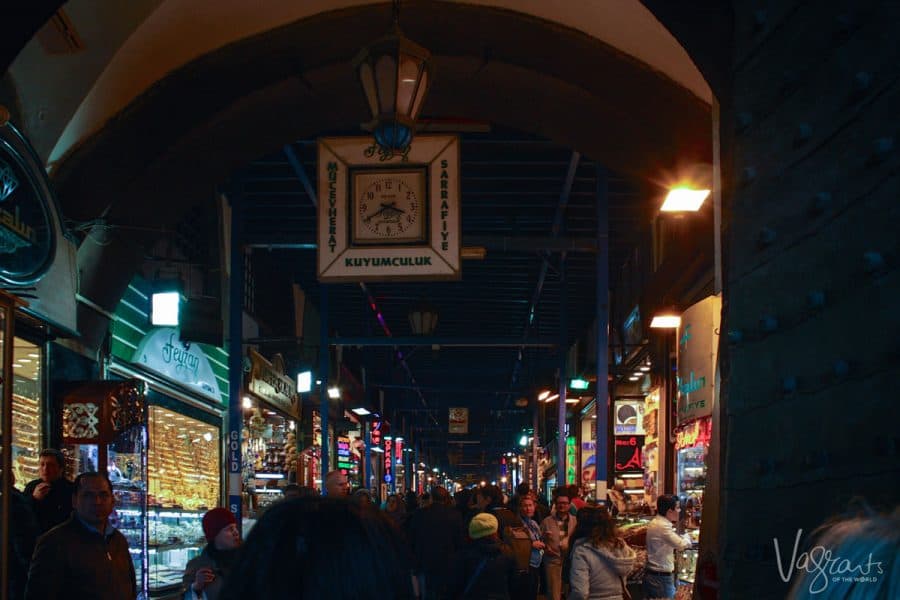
6;450;897;599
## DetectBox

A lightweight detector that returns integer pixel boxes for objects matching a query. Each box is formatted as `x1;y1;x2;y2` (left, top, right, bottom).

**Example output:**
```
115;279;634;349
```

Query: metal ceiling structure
234;127;651;479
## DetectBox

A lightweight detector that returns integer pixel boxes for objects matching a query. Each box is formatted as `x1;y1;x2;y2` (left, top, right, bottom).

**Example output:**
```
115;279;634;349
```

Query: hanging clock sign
317;135;460;282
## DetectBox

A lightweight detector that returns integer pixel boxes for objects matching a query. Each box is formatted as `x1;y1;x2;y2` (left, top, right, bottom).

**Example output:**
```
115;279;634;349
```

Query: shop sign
614;435;644;473
0;127;55;285
384;439;393;483
132;328;222;402
580;418;597;488
676;295;721;426
246;349;301;420
317;135;461;282
614;399;645;435
371;421;382;445
449;407;468;434
394;437;403;466
337;435;352;471
675;417;712;451
565;436;577;485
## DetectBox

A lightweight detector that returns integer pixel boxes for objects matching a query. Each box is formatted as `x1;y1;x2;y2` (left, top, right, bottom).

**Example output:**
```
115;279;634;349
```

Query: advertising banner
614;399;645;435
449;407;468;434
676;295;721;425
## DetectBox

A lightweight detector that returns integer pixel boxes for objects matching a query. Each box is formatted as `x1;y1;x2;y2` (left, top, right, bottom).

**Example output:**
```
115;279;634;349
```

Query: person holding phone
183;508;241;600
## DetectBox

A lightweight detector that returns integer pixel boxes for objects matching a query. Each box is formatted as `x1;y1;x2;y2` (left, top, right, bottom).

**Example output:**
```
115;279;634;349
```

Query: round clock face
353;170;426;243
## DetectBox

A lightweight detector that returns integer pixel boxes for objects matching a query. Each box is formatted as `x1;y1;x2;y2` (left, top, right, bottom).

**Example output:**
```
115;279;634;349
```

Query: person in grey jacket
567;507;636;600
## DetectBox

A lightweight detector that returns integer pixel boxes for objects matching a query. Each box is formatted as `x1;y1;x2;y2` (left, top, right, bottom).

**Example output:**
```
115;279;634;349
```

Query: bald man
324;470;350;497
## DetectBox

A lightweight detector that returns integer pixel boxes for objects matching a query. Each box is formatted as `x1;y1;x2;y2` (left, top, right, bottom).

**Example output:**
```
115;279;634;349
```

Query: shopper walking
541;491;578;600
643;495;693;600
567;507;636;600
448;513;517;600
25;472;136;600
514;496;545;600
23;448;75;533
182;507;241;600
408;486;465;600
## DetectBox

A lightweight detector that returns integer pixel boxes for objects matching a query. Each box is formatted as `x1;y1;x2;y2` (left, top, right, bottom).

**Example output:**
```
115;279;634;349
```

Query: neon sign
675;418;712;450
614;435;644;473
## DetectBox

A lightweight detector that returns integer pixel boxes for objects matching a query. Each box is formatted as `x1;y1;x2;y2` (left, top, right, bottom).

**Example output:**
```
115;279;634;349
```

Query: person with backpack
449;513;517;599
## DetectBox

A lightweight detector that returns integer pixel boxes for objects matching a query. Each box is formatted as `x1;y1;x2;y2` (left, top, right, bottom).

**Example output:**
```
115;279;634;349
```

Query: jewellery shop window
148;406;220;592
242;398;298;519
12;338;43;489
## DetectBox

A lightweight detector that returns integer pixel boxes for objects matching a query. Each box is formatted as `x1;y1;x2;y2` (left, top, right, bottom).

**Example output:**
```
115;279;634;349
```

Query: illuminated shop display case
147;405;220;592
11;338;43;488
241;398;298;519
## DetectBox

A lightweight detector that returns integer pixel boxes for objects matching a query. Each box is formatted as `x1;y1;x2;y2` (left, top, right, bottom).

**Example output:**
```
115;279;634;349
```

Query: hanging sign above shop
133;327;222;403
317;135;461;282
0;121;56;285
614;435;645;473
449;407;468;434
246;349;301;421
676;295;721;426
614;399;646;435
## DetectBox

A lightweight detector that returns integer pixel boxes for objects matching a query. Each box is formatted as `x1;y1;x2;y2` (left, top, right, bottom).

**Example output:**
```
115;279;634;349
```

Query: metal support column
227;187;245;529
595;165;610;503
532;398;539;493
362;420;370;490
319;284;330;492
557;256;568;487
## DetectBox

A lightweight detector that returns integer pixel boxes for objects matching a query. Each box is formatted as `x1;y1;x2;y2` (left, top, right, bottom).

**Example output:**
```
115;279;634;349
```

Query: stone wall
720;0;899;597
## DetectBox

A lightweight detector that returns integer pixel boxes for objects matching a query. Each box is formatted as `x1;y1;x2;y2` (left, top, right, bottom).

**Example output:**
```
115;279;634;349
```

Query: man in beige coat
540;491;578;600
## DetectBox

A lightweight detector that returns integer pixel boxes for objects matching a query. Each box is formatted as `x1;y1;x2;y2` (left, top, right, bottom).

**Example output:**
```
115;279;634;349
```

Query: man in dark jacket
22;448;75;533
449;513;517;599
25;472;136;600
408;486;465;599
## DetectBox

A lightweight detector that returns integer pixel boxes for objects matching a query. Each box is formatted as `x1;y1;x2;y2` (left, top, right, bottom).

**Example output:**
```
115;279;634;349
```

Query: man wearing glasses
541;491;578;600
25;472;136;599
644;494;693;600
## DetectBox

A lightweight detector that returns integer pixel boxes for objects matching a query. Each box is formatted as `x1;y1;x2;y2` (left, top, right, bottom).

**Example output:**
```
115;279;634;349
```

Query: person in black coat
22;449;75;533
449;513;517;600
408;486;465;599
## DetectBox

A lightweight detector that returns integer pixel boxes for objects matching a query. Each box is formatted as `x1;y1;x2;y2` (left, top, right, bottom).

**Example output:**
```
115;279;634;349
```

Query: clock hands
364;201;406;223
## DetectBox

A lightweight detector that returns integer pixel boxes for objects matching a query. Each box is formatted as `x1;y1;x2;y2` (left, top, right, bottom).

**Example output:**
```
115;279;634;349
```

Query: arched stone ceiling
33;0;709;166
38;2;711;229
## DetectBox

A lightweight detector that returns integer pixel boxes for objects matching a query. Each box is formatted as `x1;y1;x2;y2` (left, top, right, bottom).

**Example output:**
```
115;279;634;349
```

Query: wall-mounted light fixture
660;162;712;212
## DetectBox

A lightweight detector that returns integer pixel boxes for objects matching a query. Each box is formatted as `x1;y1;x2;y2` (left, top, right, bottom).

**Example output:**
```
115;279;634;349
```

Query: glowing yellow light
661;187;710;212
650;315;681;329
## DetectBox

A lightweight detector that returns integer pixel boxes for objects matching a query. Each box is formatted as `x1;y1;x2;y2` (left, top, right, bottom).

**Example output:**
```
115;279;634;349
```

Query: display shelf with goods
241;401;299;518
11;338;43;488
147;405;220;593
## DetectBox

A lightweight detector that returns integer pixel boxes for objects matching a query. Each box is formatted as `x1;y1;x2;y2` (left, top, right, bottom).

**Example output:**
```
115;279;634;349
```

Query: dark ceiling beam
283;143;317;208
245;235;599;252
504;151;581;400
329;336;557;347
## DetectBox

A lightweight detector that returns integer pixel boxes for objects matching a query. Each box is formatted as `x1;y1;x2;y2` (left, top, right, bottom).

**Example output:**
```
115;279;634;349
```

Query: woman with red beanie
182;507;241;600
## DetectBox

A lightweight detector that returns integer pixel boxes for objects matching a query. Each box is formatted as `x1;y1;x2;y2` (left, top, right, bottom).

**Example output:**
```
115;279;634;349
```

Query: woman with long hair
567;507;636;600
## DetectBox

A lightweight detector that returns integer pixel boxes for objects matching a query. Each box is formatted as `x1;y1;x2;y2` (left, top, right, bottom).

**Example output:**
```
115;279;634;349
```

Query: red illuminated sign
675;417;712;450
614;435;645;473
